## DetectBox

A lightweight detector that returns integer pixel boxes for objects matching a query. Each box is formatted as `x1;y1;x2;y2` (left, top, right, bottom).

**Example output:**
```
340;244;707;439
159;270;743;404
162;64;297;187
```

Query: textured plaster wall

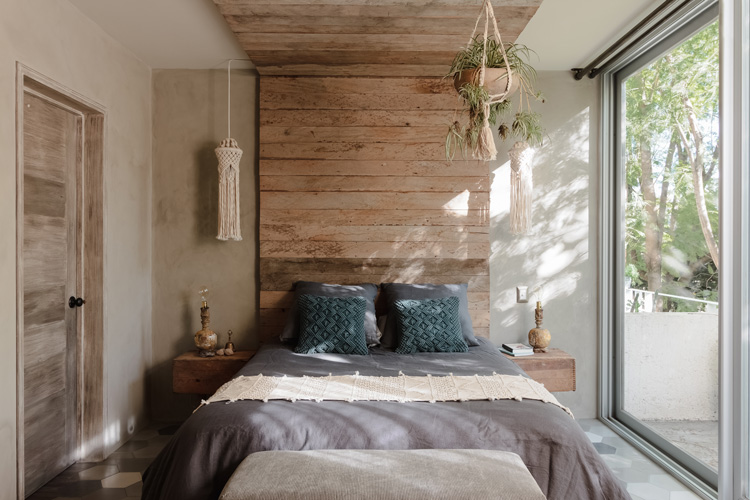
0;0;152;496
624;313;718;420
490;71;599;418
151;69;259;421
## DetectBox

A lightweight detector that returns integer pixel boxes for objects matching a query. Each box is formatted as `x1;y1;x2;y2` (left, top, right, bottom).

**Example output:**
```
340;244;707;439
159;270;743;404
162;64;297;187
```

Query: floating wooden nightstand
173;350;256;395
502;348;576;392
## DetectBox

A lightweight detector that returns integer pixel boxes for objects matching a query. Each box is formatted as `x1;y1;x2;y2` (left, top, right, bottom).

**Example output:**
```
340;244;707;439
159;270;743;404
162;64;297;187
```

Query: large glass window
608;3;719;490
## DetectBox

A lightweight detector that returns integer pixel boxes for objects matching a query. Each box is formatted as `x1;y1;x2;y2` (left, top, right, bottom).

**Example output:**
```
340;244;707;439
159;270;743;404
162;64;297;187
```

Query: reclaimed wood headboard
258;76;489;341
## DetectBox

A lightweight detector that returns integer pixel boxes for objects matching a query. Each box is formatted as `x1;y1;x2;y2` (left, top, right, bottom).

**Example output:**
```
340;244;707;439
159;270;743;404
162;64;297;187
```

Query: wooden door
22;91;80;495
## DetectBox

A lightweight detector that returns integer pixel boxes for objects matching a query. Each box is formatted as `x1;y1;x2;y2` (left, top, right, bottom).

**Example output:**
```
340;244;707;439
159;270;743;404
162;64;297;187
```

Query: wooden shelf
501;348;576;392
172;350;256;395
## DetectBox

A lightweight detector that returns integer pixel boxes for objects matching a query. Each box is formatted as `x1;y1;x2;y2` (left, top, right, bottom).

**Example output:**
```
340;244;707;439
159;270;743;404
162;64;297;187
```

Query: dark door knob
68;296;85;308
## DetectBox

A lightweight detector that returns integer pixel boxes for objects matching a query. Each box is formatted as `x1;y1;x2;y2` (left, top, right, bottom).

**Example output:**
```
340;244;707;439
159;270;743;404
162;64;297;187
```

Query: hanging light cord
224;58;253;139
227;59;232;138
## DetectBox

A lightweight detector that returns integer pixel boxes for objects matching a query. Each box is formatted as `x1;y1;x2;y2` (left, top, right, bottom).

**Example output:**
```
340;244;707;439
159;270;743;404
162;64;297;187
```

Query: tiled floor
29;419;707;500
579;419;704;500
26;423;178;500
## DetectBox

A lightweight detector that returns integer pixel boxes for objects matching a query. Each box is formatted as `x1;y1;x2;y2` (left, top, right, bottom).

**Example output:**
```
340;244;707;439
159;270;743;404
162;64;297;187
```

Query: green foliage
624;21;719;309
447;36;538;85
445;36;544;158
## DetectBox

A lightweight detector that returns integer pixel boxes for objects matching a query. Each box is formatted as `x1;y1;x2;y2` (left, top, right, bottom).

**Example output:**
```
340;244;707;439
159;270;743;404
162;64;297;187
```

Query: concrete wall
490;71;599;417
0;0;152;496
624;313;718;421
151;69;259;421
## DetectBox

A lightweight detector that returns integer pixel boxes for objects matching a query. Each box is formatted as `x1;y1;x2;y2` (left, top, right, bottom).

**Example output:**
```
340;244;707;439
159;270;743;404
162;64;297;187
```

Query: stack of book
499;343;534;356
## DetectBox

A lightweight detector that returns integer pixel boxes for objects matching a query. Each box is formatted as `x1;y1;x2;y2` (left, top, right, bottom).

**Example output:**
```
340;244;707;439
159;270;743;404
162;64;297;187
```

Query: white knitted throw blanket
200;372;573;418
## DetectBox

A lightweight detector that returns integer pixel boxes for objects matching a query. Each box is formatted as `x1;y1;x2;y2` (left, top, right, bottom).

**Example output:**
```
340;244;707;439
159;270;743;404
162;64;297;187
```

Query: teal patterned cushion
394;297;469;354
295;295;368;355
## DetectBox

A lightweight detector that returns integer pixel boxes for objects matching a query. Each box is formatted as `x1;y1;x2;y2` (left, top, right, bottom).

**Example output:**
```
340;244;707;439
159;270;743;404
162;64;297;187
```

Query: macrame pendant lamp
216;60;243;241
508;141;534;234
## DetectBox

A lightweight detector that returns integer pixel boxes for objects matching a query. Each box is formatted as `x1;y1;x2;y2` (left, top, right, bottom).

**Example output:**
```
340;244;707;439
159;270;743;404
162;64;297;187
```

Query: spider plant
446;35;545;160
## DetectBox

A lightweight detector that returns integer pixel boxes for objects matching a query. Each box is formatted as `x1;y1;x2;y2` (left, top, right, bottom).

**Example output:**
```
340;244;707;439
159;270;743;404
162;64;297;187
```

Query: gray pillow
280;281;379;346
380;283;479;349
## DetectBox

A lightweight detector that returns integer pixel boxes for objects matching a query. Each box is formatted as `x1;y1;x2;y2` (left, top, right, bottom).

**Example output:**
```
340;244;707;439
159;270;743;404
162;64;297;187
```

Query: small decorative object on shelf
528;301;551;353
225;329;235;353
194;286;218;357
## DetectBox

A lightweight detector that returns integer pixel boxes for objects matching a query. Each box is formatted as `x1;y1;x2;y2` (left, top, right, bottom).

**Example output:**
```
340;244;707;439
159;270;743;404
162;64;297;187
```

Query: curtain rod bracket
571;68;598;80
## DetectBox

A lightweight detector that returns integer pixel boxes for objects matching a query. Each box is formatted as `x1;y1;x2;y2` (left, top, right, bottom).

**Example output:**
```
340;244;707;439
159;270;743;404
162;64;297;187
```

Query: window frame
718;0;750;499
599;0;721;496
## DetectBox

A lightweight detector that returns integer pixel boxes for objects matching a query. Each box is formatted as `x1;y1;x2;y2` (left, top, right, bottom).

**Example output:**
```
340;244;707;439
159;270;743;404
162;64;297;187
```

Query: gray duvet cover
142;339;629;500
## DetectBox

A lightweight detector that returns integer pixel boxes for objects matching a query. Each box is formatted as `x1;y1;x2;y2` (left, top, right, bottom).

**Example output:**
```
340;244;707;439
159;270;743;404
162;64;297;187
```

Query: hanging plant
445;0;545;161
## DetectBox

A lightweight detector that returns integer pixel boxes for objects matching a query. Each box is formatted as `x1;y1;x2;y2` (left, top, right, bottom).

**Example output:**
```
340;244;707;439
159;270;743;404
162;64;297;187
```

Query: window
601;1;720;493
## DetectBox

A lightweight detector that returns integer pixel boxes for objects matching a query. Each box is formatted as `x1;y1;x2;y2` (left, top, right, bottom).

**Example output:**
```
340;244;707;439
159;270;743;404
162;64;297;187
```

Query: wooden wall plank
261;109;454;127
260;192;488;210
260;91;458;110
216;4;505;18
250;51;458;67
260;126;446;144
261;77;454;95
258;64;450;77
260;258;489;277
240;33;468;52
214;0;538;7
222;12;532;36
260;241;490;259
260;224;489;242
262;209;489;227
259;176;488;193
260;160;485;177
260;142;448;160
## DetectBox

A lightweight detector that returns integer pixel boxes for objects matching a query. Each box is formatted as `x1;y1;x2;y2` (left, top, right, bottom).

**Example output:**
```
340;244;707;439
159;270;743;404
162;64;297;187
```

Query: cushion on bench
219;449;546;500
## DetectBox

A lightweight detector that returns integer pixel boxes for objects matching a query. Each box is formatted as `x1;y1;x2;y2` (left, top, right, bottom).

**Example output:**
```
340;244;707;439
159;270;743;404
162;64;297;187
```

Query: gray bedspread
142;339;629;500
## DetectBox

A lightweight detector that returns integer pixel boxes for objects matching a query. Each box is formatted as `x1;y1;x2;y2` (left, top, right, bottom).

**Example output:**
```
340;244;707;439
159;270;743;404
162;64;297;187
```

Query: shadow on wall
490;105;592;336
195;142;220;241
150;68;259;422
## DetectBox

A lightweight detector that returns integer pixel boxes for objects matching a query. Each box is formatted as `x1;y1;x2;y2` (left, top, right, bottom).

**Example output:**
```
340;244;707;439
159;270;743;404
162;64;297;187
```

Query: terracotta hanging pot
453;67;520;96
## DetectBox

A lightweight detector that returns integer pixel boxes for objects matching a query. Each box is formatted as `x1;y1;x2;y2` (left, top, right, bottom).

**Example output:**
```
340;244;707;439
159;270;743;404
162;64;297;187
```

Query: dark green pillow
394;296;469;354
295;295;368;355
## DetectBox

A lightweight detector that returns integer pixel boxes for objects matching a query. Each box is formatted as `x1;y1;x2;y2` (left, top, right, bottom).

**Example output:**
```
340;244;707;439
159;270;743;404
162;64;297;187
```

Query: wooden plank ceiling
212;0;543;76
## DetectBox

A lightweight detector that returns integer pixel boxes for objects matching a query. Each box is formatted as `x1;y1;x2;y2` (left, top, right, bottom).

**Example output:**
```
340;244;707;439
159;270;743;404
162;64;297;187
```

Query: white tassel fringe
508;141;533;235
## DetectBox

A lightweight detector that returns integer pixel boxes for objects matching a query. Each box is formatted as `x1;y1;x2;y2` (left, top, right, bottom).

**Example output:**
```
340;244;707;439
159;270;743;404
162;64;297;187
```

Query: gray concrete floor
642;420;718;471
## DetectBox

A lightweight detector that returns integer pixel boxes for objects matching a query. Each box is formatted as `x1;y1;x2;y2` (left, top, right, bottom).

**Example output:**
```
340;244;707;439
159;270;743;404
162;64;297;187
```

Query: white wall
0;0;152;496
624;313;718;421
151;69;258;422
490;71;599;417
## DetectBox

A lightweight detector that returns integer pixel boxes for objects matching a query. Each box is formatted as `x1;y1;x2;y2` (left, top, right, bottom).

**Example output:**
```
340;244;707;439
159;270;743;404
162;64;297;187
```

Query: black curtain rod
571;0;684;80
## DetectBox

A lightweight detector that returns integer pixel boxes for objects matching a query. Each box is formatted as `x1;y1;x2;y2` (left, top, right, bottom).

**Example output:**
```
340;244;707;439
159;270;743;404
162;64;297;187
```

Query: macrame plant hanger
463;0;534;234
466;0;513;161
216;59;243;241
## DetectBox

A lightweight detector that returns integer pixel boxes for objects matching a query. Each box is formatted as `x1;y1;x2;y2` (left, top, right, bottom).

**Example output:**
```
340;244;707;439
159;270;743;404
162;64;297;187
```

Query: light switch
516;286;529;303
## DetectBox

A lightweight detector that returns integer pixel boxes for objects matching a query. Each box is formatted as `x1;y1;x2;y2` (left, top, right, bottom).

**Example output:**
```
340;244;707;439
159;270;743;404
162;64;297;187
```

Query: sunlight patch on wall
442;189;471;216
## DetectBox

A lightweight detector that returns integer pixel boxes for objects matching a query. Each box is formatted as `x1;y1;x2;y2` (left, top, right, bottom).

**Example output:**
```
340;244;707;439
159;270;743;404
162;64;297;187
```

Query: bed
142;336;628;499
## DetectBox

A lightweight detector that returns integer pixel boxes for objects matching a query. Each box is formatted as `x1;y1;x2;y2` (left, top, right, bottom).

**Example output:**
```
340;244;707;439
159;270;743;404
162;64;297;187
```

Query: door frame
15;63;106;499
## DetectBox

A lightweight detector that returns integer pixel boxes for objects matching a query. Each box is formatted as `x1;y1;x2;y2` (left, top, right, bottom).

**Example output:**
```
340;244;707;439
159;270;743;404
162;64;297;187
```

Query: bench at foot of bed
220;449;546;500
